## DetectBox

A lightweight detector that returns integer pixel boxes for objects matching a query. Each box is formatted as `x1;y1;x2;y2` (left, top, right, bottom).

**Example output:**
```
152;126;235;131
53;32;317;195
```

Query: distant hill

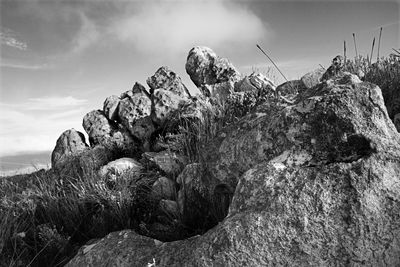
0;151;51;177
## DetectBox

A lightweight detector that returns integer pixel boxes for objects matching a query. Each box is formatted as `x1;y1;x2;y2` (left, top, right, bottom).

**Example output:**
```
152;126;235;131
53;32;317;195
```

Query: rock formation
147;66;191;98
186;46;240;99
394;113;400;132
118;83;152;136
300;67;325;89
103;95;120;121
48;46;400;266
98;157;143;187
51;128;88;170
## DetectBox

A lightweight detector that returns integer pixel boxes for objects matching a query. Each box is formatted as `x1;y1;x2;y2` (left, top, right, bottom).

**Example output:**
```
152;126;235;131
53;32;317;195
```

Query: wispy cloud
0;96;87;112
26;96;88;110
71;11;99;53
0;27;28;50
0;62;51;70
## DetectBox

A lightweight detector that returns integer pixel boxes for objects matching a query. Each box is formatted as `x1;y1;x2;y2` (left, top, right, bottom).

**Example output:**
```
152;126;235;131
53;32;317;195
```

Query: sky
0;0;399;158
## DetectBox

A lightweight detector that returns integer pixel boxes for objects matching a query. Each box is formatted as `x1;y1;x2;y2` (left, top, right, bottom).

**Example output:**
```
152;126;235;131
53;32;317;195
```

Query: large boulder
276;79;305;96
201;80;235;100
235;72;276;94
151;89;189;125
300;67;325;89
103;95;120;121
158;199;180;219
53;145;114;177
176;163;225;227
394;113;400;132
151;176;176;200
203;76;400;192
147;66;191;98
130;116;155;151
98;157;143;187
142;151;186;177
82;110;136;150
118;83;152;135
185;46;240;89
51;129;88;170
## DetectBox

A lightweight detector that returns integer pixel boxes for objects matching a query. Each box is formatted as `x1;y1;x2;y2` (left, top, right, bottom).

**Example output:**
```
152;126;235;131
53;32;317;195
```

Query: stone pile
51;46;276;236
48;47;400;266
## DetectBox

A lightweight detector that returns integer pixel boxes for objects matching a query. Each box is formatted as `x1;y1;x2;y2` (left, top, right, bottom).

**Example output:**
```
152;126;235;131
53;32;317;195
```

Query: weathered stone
82;110;135;149
249;73;276;91
234;73;276;104
120;82;150;99
321;55;345;81
98;157;142;186
300;67;325;89
200;80;234;101
51;129;88;170
158;199;179;218
276;79;305;96
394;113;400;132
212;57;240;83
83;110;114;146
179;97;212;122
185;46;217;87
109;127;137;150
53;145;114;177
152;133;185;152
203;79;399;193
176;163;221;225
103;95;120;121
186;46;240;88
118;85;152;135
234;76;255;93
66;230;157;267
338;72;362;84
131;116;155;141
146;66;190;98
151;176;176;200
236;72;276;93
142;151;186;177
151;89;189;125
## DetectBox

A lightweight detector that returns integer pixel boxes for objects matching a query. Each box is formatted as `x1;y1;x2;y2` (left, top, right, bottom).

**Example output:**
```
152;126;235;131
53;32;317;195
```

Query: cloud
0;27;28;50
0;96;88;112
0;61;51;70
71;12;100;53
26;96;88;111
110;1;269;56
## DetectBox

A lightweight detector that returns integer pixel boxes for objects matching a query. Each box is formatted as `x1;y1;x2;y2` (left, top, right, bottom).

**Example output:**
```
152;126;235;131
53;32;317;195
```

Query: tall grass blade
256;44;289;83
353;33;358;58
370;37;376;66
392;48;400;55
377;27;383;61
344;40;347;67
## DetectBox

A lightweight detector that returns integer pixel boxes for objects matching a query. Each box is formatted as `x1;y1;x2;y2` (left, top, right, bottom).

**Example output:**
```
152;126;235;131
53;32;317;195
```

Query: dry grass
0;162;155;266
344;54;400;118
